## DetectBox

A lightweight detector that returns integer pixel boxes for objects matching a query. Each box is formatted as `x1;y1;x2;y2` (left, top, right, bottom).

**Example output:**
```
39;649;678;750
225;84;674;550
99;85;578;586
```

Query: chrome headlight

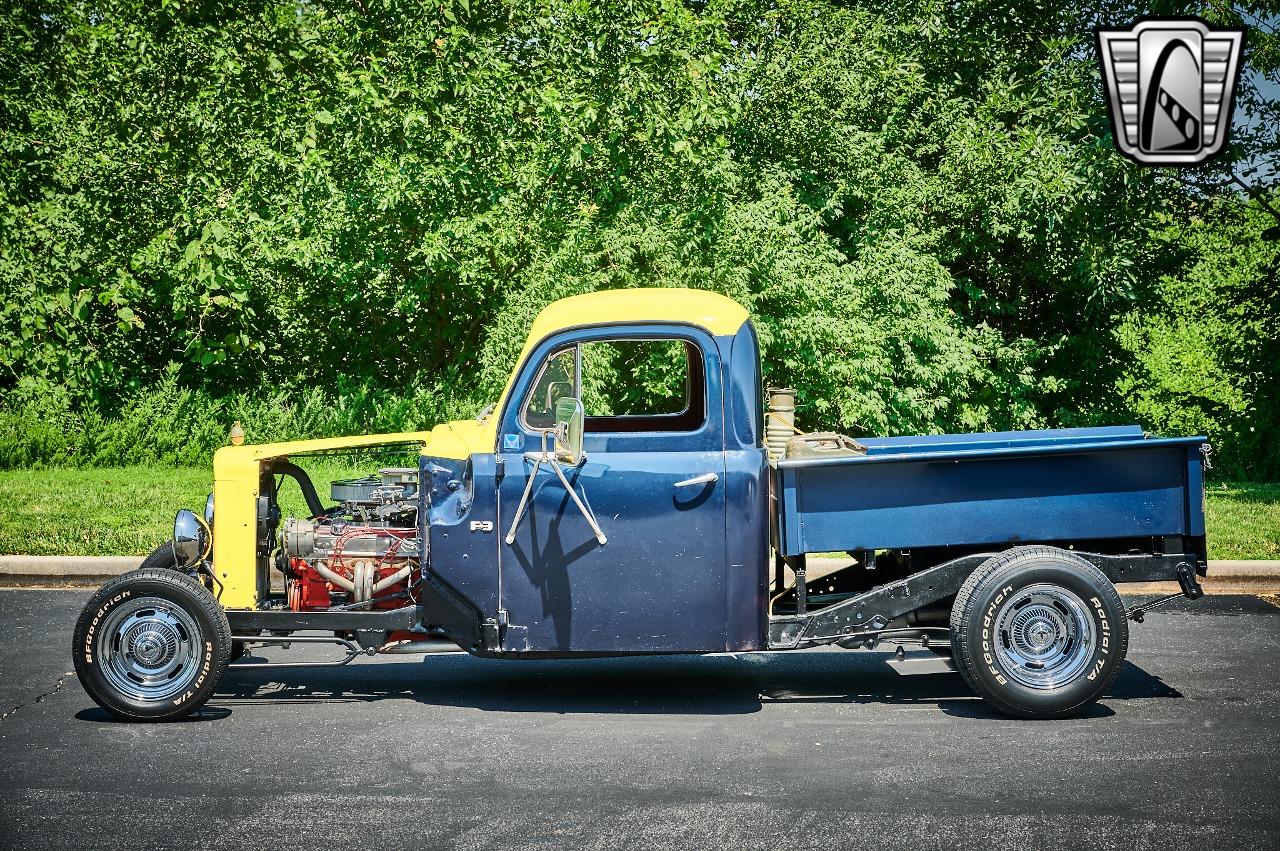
203;492;215;526
172;509;210;568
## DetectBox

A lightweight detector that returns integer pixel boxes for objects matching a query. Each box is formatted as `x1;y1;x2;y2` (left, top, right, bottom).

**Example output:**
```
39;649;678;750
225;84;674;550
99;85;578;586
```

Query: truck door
495;326;729;653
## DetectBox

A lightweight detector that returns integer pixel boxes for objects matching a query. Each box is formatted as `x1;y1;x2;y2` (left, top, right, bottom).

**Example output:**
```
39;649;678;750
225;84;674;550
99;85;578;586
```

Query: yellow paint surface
524;288;749;345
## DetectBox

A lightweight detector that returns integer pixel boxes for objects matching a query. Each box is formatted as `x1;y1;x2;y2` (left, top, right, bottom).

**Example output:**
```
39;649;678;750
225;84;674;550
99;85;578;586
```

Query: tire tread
137;543;179;572
950;546;1129;719
72;568;231;721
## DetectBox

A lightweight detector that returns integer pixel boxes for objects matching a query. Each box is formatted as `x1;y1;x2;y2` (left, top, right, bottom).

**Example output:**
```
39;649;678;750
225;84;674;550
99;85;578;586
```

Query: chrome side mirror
173;509;210;568
553;396;585;466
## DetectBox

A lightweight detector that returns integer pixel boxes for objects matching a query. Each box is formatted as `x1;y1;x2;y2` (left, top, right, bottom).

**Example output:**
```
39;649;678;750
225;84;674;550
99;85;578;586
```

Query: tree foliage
1;0;1277;476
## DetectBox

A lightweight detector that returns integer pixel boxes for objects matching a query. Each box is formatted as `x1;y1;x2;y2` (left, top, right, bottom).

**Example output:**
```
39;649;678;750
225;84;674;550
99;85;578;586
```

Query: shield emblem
1096;18;1245;165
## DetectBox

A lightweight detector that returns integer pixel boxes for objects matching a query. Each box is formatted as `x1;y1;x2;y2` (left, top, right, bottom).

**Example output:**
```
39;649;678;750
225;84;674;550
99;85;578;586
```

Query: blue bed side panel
777;432;1206;556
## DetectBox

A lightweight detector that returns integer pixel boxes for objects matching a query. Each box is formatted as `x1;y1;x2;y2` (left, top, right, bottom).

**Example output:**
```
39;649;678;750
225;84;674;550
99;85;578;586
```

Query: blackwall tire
72;568;231;721
138;543;179;572
950;546;1128;719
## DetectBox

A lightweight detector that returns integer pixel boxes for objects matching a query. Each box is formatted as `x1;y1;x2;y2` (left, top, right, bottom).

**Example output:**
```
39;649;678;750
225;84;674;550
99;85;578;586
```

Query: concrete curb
0;555;143;585
1;554;1278;586
1199;560;1280;577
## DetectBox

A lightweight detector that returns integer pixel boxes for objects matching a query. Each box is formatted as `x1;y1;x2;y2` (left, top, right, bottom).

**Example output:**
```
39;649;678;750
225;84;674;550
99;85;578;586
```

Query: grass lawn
0;467;1277;560
1204;481;1280;561
0;463;366;558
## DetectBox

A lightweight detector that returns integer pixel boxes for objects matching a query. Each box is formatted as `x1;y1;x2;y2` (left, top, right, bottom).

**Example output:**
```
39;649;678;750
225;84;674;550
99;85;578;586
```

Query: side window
522;347;576;429
519;337;707;434
581;339;705;433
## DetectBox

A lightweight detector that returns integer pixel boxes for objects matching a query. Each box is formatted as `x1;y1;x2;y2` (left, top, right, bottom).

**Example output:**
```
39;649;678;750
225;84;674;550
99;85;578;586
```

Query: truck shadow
209;650;1181;720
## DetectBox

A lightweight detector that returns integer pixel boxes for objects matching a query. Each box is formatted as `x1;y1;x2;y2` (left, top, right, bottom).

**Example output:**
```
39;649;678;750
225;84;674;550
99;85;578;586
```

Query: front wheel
135;542;247;661
950;546;1128;719
73;568;232;721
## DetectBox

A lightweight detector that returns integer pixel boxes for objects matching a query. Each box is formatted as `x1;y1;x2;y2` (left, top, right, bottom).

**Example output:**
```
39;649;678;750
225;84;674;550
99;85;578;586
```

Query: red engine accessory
288;562;332;611
285;525;417;612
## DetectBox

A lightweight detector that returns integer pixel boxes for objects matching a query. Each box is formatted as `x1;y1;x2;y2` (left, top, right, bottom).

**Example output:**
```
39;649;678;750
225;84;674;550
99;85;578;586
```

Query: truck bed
774;425;1207;558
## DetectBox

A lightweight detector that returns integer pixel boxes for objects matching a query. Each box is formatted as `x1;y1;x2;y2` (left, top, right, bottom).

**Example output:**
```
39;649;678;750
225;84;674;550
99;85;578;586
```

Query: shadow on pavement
187;649;1183;720
75;705;233;724
1108;660;1183;700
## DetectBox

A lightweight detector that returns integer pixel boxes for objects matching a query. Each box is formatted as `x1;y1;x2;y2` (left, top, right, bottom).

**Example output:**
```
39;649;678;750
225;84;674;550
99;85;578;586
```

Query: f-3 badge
470;520;494;533
1096;18;1245;165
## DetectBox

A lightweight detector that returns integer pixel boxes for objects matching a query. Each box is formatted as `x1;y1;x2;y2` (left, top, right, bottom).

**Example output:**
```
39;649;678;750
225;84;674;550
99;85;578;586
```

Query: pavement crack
1;671;73;722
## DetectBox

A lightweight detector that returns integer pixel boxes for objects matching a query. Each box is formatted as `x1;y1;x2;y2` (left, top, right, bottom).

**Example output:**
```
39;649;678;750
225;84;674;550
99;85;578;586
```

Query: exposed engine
280;468;422;611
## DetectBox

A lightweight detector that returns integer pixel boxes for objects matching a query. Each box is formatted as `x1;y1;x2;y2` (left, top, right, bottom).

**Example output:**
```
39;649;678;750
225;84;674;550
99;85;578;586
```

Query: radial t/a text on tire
950;546;1129;719
72;568;232;721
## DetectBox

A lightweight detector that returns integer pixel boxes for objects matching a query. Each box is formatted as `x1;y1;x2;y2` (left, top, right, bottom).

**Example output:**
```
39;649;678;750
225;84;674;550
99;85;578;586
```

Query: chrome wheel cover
992;584;1096;690
96;596;204;703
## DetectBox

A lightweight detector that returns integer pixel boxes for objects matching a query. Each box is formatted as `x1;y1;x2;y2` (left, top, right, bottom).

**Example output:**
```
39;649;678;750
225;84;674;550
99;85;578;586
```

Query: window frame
519;343;581;431
517;336;704;434
500;323;722;454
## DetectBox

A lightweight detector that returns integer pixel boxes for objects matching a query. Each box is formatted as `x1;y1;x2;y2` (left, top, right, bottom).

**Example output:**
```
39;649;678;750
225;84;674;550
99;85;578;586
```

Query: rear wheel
950;546;1128;719
73;568;232;721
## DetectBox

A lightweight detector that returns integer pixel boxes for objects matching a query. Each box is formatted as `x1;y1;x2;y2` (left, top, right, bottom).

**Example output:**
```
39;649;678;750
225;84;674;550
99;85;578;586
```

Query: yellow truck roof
524;288;749;348
213;289;751;468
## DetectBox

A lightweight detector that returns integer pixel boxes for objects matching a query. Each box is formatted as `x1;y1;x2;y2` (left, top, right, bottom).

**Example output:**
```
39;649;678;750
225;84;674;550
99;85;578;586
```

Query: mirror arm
503;451;543;545
503;431;607;547
548;455;607;545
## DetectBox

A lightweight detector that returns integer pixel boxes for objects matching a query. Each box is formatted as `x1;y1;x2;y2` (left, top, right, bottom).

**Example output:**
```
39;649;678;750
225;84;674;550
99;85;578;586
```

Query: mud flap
418;569;487;651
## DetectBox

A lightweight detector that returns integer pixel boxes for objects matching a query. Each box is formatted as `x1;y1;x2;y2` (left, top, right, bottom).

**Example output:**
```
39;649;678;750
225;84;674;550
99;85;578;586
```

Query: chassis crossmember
767;550;1205;650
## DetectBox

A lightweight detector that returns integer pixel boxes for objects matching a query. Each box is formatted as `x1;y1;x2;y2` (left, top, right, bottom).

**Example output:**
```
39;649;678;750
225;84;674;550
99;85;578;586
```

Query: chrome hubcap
993;584;1096;690
97;597;203;703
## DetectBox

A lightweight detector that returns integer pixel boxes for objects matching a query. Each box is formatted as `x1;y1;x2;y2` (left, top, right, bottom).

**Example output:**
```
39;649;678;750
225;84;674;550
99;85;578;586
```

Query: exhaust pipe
379;638;465;655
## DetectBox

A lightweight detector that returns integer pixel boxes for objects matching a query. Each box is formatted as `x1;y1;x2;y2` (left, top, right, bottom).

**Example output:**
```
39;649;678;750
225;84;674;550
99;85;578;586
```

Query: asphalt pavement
1;589;1277;851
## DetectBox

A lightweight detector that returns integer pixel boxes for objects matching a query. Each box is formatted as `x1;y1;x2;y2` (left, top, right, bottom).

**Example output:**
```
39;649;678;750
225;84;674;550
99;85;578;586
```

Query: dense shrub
0;375;478;469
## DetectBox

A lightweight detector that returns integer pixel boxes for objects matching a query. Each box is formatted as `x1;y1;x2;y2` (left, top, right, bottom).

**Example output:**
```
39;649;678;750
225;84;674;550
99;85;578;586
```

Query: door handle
674;472;718;488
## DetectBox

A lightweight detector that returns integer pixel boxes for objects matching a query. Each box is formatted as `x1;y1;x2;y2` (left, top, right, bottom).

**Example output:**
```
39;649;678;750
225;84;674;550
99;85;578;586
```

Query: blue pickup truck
72;289;1208;721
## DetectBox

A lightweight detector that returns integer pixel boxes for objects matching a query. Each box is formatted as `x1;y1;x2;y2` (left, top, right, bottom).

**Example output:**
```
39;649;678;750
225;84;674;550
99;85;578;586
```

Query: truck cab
427;289;769;655
72;288;1209;722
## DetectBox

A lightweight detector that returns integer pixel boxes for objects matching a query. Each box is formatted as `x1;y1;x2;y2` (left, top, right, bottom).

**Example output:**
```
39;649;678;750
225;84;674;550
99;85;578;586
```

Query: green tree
1;0;1276;476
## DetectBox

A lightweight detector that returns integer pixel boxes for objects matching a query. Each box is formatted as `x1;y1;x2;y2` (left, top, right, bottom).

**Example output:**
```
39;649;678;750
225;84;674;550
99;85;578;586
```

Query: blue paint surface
419;314;1208;658
491;323;744;653
777;432;1208;556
